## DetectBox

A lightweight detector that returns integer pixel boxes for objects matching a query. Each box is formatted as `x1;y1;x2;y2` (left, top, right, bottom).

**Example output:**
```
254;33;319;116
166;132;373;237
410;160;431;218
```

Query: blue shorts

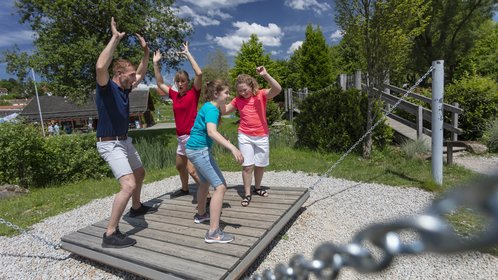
186;147;225;188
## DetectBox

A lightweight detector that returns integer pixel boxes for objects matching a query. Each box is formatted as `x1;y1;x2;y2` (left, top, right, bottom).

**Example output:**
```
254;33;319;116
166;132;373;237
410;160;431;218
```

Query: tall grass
134;137;177;169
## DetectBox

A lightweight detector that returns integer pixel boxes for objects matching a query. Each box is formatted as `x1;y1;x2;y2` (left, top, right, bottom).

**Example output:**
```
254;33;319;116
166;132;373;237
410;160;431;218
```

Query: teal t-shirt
186;102;220;149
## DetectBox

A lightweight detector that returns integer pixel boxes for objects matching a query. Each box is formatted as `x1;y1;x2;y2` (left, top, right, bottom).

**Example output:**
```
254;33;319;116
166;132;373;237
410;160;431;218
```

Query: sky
1;0;497;84
0;0;342;83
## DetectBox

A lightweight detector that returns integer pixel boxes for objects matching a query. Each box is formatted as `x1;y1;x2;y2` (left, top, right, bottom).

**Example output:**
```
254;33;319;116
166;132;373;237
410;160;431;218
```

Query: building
19;89;155;133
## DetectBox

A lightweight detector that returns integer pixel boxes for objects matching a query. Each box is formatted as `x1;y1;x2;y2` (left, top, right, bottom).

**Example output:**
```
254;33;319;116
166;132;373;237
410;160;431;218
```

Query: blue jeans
186;147;226;188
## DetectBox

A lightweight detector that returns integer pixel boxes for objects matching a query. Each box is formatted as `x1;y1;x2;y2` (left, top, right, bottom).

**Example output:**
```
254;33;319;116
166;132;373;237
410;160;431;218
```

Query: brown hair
235;74;259;96
204;79;229;101
112;59;135;76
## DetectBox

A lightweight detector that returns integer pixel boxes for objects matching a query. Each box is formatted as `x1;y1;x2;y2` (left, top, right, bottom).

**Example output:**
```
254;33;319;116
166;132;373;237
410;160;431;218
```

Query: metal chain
0;217;62;250
310;66;435;190
252;173;498;280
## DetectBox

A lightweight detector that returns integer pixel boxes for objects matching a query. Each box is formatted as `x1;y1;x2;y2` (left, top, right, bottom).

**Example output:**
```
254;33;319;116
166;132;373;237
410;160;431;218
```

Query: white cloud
287;41;303;54
0;30;36;47
176;5;220;26
207;9;232;20
330;30;343;41
214;21;284;53
181;0;262;9
283;25;307;33
284;0;331;15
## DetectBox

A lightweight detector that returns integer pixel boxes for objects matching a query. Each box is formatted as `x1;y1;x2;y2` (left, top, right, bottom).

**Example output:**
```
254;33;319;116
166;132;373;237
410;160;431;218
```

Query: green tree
454;20;498;81
299;25;335;91
3;0;192;103
336;0;430;157
202;49;230;84
410;0;498;83
230;34;277;88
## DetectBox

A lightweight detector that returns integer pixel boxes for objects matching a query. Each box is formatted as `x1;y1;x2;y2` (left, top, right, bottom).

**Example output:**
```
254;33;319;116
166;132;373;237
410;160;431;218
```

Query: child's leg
242;165;254;196
209;183;227;231
197;181;210;215
254;166;265;189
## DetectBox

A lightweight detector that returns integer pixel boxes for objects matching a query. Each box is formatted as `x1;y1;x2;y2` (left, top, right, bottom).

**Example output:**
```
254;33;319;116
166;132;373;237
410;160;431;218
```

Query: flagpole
32;68;45;137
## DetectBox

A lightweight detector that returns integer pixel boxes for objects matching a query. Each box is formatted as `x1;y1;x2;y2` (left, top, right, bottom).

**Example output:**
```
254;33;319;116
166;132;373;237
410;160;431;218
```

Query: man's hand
111;17;125;40
135;33;148;50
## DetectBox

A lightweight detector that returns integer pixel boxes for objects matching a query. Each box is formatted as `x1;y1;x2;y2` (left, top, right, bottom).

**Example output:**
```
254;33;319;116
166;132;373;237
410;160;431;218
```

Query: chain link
0;217;62;250
252;173;498;279
310;66;435;190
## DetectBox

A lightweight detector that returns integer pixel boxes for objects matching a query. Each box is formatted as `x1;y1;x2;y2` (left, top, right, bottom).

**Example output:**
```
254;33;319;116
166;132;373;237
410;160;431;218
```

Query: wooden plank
85;222;252;256
225;188;310;279
62;232;228;280
77;225;241;268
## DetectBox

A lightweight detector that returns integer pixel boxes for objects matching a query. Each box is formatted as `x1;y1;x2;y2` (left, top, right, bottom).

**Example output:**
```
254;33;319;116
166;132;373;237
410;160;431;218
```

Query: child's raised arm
257;66;281;99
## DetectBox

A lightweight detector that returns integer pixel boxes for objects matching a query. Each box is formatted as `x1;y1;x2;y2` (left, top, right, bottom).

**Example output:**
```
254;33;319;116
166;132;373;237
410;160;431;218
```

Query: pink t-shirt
230;89;269;136
169;87;200;136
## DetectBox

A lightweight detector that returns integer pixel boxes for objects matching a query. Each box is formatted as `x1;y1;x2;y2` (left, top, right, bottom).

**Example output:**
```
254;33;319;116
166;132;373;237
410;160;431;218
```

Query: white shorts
96;137;143;179
176;134;190;156
238;133;269;167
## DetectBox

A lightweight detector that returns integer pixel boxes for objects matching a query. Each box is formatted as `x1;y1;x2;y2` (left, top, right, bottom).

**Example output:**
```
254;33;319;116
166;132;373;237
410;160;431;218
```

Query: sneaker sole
101;240;137;248
204;238;233;244
194;219;210;224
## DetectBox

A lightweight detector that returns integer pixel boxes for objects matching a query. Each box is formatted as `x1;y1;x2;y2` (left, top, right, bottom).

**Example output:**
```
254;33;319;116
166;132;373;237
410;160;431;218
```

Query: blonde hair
112;59;134;76
174;70;190;82
236;74;259;96
204;79;229;101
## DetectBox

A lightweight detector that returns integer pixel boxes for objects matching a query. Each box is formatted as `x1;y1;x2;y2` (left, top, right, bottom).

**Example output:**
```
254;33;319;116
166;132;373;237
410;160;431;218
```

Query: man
95;17;153;248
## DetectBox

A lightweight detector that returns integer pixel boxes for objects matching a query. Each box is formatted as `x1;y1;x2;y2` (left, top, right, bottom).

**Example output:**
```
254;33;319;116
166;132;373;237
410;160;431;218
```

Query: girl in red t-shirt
224;66;282;207
153;42;209;200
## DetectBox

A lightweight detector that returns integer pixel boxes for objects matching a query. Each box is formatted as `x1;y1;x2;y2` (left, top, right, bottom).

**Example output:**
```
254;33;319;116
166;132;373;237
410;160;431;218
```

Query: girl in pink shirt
225;66;282;207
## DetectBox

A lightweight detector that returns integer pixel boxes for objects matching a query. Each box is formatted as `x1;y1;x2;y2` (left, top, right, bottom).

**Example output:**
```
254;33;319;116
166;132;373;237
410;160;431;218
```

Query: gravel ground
1;169;498;279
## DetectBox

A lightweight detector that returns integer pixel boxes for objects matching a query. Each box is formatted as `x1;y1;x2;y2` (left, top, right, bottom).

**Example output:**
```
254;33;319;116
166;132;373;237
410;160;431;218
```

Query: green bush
0;123;45;188
445;75;498;140
266;99;282;126
295;87;392;153
0;122;111;188
39;134;111;186
400;138;430;160
482;119;498;152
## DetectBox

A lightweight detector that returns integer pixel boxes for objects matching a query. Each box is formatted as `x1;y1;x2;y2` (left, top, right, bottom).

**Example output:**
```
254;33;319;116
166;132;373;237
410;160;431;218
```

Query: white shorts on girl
176;134;190;156
238;133;269;167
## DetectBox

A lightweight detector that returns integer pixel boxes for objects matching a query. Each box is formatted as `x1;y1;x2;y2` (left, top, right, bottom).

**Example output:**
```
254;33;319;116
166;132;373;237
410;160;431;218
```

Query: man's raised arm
96;17;125;87
133;33;150;88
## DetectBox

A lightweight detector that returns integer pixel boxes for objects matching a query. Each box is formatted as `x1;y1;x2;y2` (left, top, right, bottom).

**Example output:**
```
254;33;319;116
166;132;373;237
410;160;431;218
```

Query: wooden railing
338;72;464;163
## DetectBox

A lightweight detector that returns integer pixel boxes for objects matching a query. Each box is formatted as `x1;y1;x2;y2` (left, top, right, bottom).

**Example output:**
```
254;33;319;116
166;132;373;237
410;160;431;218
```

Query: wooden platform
61;185;309;280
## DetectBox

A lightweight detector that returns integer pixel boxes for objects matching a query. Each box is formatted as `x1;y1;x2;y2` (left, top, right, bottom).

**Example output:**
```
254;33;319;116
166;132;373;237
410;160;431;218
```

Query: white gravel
1;171;498;279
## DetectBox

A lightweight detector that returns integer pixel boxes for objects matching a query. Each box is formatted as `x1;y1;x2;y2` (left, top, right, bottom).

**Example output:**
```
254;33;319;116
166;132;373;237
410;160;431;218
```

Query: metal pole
431;60;444;185
32;68;45;137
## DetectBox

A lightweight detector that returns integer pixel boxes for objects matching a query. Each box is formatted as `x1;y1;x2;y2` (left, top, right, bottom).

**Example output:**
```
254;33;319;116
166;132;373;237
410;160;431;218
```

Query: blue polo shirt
186;102;220;149
95;80;130;137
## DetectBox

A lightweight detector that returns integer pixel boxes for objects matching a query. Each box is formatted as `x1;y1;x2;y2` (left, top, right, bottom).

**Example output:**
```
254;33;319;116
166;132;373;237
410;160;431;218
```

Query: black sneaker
102;228;136;248
129;203;156;217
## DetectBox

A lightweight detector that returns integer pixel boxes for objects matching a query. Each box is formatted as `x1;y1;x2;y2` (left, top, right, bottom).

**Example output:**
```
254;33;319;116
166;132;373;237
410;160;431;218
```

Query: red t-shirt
230;89;269;136
169;87;201;136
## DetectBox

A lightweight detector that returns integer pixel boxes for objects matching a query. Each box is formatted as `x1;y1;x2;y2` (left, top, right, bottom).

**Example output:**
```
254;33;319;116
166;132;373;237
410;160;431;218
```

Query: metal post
32;68;45;137
431;61;444;185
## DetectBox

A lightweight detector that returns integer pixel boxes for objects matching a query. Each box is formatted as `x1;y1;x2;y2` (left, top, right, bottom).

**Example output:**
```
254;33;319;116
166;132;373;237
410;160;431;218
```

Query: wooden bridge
284;72;465;163
61;185;309;280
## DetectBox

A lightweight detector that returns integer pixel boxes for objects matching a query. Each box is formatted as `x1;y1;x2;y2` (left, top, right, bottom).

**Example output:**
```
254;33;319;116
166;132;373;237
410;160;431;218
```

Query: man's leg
130;166;146;209
106;173;137;236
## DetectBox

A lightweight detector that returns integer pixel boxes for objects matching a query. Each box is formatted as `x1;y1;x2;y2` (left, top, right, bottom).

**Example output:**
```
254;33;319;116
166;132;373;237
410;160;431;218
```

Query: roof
20;89;153;122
